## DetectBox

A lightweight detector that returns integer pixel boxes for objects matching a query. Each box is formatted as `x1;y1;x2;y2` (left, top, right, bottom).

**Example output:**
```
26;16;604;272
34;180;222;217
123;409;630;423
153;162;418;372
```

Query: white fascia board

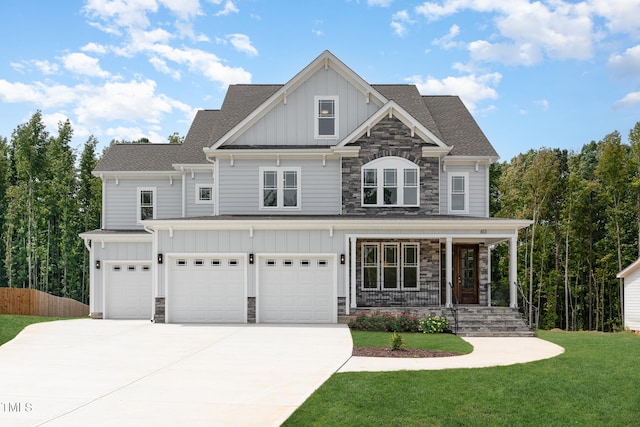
172;164;214;170
443;156;499;165
209;148;338;160
92;171;182;179
143;217;532;233
336;100;450;152
618;258;640;278
78;231;152;244
205;51;388;152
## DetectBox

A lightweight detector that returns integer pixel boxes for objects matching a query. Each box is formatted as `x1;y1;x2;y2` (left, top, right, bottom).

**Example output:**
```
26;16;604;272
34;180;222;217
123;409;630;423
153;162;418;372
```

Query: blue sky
0;0;639;161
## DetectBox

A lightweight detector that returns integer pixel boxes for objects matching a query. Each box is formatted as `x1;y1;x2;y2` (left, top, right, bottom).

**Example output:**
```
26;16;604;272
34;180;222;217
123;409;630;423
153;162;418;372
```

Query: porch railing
516;282;539;330
448;281;459;335
356;281;441;307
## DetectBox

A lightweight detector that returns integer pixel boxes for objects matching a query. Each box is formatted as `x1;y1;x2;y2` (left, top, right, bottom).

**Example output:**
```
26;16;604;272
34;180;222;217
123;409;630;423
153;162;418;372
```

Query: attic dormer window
315;96;338;139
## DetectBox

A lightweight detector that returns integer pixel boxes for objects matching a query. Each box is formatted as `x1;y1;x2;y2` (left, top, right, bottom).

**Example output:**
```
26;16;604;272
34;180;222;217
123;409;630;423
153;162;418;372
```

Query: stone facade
154;297;165;323
247;297;256;323
342;116;440;215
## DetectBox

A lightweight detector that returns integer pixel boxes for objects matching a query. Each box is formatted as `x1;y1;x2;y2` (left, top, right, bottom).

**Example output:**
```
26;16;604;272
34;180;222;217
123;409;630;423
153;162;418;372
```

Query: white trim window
137;187;156;222
195;184;213;205
449;172;469;214
259;167;301;209
361;242;420;290
315;96;338;139
361;157;420;207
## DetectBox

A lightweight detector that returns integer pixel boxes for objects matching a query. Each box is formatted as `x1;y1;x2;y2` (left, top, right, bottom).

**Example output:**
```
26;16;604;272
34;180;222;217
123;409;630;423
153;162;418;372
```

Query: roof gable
205;51;388;152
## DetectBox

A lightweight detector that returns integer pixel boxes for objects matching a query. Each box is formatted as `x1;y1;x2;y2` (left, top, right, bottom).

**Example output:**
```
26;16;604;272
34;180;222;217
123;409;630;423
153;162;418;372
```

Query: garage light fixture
340;254;345;264
157;253;163;264
249;253;254;264
95;260;101;269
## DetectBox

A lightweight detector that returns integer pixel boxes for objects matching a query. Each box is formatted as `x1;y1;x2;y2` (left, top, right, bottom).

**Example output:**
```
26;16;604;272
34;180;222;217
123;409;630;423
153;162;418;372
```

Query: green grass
284;330;640;426
0;314;67;346
351;330;473;354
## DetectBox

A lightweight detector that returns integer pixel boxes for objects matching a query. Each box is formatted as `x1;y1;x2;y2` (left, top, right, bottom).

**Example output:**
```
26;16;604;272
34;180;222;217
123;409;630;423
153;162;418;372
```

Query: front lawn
0;314;67;346
351;330;473;354
284;330;640;426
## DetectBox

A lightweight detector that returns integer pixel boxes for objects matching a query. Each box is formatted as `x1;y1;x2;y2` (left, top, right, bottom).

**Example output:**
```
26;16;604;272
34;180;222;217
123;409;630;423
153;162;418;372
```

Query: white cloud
83;0;158;30
33;60;60;75
614;91;640;109
416;0;595;65
226;34;258;56
432;24;462;49
81;42;108;54
406;72;502;112
368;0;393;6
0;80;77;108
469;40;543;66
609;45;640;78
212;0;239;16
589;0;640;36
149;57;181;79
535;99;549;111
61;53;111;78
391;10;413;37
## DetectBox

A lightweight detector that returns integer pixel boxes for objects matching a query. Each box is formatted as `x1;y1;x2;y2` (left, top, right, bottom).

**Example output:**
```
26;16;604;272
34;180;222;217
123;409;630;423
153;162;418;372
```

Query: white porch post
350;237;357;310
487;245;492;307
445;237;453;308
509;235;518;308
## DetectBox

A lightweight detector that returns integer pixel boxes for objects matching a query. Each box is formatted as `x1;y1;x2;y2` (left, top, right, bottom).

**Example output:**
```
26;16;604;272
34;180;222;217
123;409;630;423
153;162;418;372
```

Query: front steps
344;306;535;337
452;306;535;337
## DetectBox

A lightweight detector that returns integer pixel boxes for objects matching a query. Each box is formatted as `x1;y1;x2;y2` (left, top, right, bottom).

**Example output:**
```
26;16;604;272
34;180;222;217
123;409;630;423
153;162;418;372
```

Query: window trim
314;95;339;139
448;172;469;214
195;183;214;205
259;167;302;210
361;157;420;207
137;187;156;223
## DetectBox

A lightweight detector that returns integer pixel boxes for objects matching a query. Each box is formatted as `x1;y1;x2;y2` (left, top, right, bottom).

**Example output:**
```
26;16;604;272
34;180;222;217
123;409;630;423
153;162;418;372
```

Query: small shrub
389;331;405;351
348;311;421;332
419;315;449;334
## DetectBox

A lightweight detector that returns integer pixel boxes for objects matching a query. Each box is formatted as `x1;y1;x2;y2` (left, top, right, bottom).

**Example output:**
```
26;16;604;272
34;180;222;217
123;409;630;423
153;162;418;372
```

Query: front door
454;244;479;304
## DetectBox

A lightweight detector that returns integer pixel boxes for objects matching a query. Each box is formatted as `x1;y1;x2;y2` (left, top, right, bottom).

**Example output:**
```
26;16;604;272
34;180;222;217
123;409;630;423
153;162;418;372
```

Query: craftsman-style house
80;51;530;327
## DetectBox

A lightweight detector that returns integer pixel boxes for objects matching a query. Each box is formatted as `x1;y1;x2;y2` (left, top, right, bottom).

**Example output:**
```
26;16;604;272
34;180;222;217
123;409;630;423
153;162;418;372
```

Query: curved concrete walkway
339;336;565;372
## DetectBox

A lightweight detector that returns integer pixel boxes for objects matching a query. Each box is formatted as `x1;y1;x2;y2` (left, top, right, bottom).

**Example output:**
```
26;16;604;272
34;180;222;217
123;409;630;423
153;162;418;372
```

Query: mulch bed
353;346;462;358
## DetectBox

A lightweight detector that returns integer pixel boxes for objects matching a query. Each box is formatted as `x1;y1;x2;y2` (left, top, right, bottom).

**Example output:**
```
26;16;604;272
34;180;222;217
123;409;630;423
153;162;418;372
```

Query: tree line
491;121;640;331
1;112;639;331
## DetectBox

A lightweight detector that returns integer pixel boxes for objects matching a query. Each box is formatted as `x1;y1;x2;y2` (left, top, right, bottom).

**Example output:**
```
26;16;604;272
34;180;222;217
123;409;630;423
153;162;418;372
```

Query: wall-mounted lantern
249;253;254;264
340;254;345;265
157;253;163;264
95;260;101;269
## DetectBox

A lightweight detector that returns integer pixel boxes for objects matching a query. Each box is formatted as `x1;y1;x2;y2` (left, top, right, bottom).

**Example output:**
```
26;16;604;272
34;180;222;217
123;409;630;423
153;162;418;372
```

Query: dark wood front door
454;244;479;304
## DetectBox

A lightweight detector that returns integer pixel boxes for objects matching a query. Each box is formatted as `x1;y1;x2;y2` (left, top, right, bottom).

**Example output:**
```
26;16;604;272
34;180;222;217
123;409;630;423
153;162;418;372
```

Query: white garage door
258;256;336;323
105;263;152;319
168;256;246;323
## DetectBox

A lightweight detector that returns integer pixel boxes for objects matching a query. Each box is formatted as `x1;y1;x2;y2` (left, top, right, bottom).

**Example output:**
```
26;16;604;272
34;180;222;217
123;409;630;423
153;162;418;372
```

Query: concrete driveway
0;319;353;427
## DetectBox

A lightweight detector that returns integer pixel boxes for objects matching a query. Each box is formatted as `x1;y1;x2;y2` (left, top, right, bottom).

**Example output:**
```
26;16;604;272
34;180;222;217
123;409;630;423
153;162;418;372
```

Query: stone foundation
154;297;165;323
90;312;103;319
247;297;256;323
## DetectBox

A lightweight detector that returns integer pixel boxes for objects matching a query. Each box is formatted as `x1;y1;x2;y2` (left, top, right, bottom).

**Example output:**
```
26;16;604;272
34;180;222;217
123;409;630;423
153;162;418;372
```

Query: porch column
445;237;452;308
350;237;357;310
509;235;518;308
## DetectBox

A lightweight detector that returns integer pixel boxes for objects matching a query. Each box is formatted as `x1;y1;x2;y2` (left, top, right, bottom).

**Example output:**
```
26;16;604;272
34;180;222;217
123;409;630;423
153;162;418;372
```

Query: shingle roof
95;72;497;172
422;96;498;158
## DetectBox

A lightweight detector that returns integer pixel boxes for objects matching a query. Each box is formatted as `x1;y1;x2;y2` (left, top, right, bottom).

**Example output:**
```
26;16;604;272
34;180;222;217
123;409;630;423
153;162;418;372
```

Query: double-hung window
449;172;469;214
315;96;338;139
361;242;420;290
259;167;301;209
361;157;420;207
137;187;156;222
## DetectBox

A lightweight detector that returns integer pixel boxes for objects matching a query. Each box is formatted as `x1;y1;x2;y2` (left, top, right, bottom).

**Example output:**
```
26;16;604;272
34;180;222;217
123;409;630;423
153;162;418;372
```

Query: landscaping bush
419;314;449;334
348;312;421;332
389;331;405;350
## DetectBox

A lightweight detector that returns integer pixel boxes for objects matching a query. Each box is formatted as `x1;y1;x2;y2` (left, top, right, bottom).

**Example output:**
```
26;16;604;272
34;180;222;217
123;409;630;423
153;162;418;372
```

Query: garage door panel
168;257;246;323
259;256;335;324
106;263;152;319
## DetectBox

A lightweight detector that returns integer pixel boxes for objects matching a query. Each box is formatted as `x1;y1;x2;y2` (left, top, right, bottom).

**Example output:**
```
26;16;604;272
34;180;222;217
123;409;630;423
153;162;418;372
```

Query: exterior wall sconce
157;253;163;264
95;260;101;269
340;254;345;264
249;253;254;264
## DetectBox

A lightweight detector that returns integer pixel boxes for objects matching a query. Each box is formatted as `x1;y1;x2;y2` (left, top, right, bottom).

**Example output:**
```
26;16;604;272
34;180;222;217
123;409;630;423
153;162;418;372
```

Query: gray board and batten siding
227;67;379;147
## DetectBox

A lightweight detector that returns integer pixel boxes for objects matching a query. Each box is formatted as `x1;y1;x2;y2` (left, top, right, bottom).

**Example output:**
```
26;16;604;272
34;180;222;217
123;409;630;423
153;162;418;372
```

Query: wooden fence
0;288;89;318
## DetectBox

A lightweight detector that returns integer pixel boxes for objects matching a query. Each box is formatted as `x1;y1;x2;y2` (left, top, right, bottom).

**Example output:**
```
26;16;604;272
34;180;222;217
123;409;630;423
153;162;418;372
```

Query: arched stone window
361;156;419;207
